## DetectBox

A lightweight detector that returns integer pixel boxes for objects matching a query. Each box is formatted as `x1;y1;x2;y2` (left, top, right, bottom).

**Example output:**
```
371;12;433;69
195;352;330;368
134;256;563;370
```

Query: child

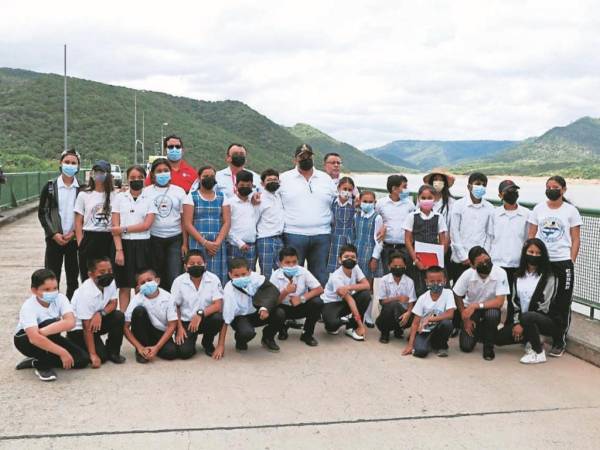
402;266;456;358
256;169;285;280
404;184;449;296
375;252;417;343
321;244;371;341
14;269;89;381
68;257;126;368
214;258;286;358
183;165;231;285
224;170;258;270
327;177;356;274
171;250;224;358
124;269;178;363
270;247;324;346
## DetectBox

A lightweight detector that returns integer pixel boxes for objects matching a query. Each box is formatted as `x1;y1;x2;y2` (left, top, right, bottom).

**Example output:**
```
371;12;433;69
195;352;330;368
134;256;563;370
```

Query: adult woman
423;170;455;227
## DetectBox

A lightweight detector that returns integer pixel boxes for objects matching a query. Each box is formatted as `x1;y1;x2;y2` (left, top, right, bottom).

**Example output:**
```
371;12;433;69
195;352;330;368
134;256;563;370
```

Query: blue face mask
399;191;410;201
94;172;107;183
232;276;251;290
282;266;300;278
155;172;171;187
166;147;182;162
42;291;59;304
360;202;374;214
427;283;445;295
471;185;486;200
140;280;158;297
61;164;78;177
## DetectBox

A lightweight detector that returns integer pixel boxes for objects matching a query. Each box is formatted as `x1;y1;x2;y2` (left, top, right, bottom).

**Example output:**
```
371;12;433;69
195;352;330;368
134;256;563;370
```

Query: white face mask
432;181;445;193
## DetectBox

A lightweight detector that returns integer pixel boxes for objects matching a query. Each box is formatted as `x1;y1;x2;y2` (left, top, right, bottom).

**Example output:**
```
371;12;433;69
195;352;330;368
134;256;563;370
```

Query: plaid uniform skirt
226;242;257;271
189;231;228;286
256;235;284;280
327;233;353;274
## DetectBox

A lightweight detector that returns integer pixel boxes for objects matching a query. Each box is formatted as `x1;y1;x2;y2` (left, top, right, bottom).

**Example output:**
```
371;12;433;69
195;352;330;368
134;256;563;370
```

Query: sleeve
453;270;470;297
495;270;511;296
124;296;139;322
371;215;384;259
412;297;424;317
74;295;96;321
183;192;194;206
37;182;55;238
213;279;225;300
406;278;417;303
355;266;366;282
569;206;583;227
73;192;86;215
112;194;122;214
59;295;74;316
437;213;448;233
222;286;236;324
402;213;414;232
449;202;467;262
107;282;118;301
444;290;457;310
376;278;389;301
166;300;178;322
527;206;539;225
170;279;183;307
19;303;39;330
304;270;321;290
484;205;494;252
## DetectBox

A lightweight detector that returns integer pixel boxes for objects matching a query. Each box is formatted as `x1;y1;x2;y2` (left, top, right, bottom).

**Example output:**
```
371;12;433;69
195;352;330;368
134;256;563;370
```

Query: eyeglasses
326;160;342;165
167;145;181;150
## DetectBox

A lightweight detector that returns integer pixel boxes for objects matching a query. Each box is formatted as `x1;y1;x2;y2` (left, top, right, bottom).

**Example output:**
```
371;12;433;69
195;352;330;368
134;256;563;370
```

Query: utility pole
134;92;137;164
64;44;68;152
142;111;145;165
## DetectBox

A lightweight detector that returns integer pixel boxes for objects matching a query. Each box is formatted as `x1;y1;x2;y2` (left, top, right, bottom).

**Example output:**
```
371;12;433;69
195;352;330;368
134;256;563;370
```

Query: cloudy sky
2;0;600;148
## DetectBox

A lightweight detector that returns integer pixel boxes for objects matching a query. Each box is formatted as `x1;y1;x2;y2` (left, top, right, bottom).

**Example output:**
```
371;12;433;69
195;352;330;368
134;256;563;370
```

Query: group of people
13;135;582;381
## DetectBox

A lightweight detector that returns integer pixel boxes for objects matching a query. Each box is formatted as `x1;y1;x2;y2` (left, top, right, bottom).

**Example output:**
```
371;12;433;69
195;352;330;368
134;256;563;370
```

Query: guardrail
0;171;59;209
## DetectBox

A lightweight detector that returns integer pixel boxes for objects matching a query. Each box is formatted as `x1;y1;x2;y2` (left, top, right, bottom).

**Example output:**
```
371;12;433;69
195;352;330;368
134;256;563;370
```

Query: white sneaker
520;350;547;364
524;342;532;353
345;328;365;341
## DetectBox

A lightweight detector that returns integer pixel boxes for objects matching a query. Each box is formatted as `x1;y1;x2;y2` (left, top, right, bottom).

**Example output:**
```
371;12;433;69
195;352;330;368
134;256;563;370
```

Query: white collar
360;210;376;218
57;175;79;189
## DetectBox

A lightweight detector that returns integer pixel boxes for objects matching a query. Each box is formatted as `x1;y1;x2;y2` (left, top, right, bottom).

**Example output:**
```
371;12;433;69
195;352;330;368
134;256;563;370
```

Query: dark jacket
38;178;81;239
510;271;558;325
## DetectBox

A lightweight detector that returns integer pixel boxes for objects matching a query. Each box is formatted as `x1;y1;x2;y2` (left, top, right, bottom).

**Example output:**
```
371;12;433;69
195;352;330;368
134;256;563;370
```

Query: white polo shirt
112;190;158;240
279;168;336;236
321;265;366;304
15;294;73;334
171;271;224;322
71;278;118;330
453;265;510;307
215;167;261;199
376;196;415;244
269;267;321;306
528;202;583;262
256;190;285;239
125;288;178;331
413;289;456;317
449;196;494;263
490;205;530;268
376;273;417;304
56;175;79;234
224;194;258;246
222;272;265;324
144;184;187;239
432;196;455;228
74;190;116;232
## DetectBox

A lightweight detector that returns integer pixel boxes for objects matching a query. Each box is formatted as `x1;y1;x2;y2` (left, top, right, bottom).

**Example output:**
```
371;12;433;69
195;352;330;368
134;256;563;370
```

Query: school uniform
112;190;157;288
256;190;285;280
171;271;224;358
432;196;455;229
270;267;324;337
125;288;178;360
74;190;116;281
321;265;371;333
375;273;417;336
326;198;356;274
145;184;187;291
528;202;582;349
67;278;125;361
145;160;198;193
411;289;456;357
354;210;383;279
375;196;415;272
14;294;89;370
215;167;261;199
224;194;258;270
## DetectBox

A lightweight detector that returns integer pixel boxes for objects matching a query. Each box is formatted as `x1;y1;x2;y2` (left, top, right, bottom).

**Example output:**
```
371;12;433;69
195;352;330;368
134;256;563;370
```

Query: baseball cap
92;160;111;173
498;179;520;193
294;143;314;157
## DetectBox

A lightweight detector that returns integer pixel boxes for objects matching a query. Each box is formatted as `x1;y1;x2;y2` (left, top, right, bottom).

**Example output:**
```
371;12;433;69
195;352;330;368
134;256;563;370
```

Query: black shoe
235;341;248;352
35;368;57;381
135;352;148;364
16;357;36;370
549;346;565;357
379;332;390;344
450;328;459;338
107;353;126;364
203;343;216;357
300;333;319;347
261;337;280;352
366;322;375;329
483;346;495;361
278;326;289;340
393;329;403;339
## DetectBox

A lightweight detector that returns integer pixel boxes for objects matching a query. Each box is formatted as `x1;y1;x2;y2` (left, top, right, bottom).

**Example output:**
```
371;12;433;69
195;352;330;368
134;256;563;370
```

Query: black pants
130;306;177;360
67;310;125;361
322;290;371;332
496;312;560;353
150;234;183;292
45;238;79;299
501;267;518;326
381;244;408;274
459;308;501;352
414;319;453;357
280;298;324;337
14;319;89;370
376;302;412;334
78;231;114;281
176;313;224;359
551;260;575;348
231;307;286;344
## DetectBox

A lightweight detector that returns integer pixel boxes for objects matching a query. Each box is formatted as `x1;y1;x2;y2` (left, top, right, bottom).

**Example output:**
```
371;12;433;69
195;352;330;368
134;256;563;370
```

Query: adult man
279;144;336;286
214;144;261;199
145;135;197;193
323;152;359;197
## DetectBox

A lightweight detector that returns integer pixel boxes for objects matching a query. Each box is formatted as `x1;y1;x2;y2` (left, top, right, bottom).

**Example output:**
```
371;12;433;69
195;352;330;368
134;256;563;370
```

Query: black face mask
341;259;357;269
298;158;314;171
97;273;114;287
187;265;206;278
390;267;405;278
265;182;280;193
129;180;144;191
476;260;493;275
231;154;246;168
525;254;543;267
546;188;562;201
201;176;217;190
503;190;519;205
237;186;253;197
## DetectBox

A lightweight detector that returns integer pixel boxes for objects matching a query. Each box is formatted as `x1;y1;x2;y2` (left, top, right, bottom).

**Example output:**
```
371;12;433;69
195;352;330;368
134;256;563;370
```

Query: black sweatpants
413;319;453;357
150;234;183;291
67;310;125;361
78;231;114;281
130;306;177;360
375;302;412;334
231;307;286;345
501;267;518;326
14;320;89;370
459;308;501;352
551;260;575;348
45;238;79;299
322;290;371;332
280;298;324;337
176;313;224;359
496;312;560;353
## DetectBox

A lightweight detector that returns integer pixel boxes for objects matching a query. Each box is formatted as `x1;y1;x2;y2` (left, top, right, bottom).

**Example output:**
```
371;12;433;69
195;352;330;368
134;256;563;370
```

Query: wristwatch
300;295;306;303
123;226;128;234
196;309;204;317
479;303;484;309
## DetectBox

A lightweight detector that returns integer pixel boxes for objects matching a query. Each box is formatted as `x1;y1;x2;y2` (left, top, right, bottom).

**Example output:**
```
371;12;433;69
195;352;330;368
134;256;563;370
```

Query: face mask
167;147;182;161
298;158;314;171
282;266;300;278
140;280;158;297
341;258;357;269
390;267;405;278
155;172;171;187
427;283;445;295
265;182;280;193
232;276;251;289
420;199;435;212
231;154;246;167
525;254;543;266
129;180;144;191
360;202;374;214
503;190;519;205
237;186;253;197
201;176;217;190
42;291;59;304
432;181;445;193
187;265;206;278
339;190;352;200
471;185;486;200
96;273;114;287
476;260;493;275
94;172;107;183
545;188;562;201
61;164;78;177
399;191;410;201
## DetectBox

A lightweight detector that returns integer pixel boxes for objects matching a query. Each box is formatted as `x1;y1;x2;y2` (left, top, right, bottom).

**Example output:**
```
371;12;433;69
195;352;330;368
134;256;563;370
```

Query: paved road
1;214;600;449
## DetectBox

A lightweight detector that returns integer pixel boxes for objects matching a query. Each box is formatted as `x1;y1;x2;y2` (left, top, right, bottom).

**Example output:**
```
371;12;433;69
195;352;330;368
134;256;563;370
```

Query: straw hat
423;169;455;188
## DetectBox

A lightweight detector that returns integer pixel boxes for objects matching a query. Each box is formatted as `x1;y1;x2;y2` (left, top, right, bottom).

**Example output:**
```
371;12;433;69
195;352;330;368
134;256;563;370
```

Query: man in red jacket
146;135;197;193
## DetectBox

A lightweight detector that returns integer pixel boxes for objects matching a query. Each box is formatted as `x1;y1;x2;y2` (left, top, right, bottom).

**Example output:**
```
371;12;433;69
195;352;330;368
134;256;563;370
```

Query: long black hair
515;238;552;278
84;165;114;222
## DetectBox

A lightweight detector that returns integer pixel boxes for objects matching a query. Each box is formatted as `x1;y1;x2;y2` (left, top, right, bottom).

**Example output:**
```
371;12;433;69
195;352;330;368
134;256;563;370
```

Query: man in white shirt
279;144;336;286
225;170;258;269
323;152;359;198
256;169;285;280
213;144;261;198
68;257;126;368
453;246;509;361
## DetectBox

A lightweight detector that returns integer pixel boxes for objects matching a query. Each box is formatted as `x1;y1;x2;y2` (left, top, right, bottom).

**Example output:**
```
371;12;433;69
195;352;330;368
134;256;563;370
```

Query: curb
566;336;600;368
0;201;38;229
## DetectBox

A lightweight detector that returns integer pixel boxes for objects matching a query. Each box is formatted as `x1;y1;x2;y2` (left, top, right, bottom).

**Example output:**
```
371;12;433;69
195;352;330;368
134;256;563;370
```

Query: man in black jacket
38;149;81;299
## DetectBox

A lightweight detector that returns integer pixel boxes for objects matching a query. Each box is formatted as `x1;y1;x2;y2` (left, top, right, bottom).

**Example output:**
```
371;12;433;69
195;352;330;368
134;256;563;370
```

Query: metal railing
0;171;59;209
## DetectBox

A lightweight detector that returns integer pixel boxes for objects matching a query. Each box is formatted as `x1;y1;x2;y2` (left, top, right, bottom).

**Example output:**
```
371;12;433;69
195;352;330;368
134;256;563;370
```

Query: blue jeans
283;233;331;286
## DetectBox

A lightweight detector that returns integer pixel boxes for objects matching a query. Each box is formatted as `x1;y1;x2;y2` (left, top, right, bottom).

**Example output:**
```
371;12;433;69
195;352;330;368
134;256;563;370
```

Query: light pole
160;122;168;156
154;142;160;156
136;139;144;166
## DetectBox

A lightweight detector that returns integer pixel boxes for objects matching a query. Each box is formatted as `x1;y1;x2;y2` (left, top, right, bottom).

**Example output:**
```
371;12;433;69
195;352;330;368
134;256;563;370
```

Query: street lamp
160;122;168;156
154;142;160;155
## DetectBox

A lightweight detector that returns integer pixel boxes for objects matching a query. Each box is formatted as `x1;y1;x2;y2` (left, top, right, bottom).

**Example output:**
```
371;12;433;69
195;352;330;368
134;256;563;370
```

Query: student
171;250;224;358
375;174;415;272
375;252;417;343
145;135;197;193
402;266;456;358
496;239;560;364
183;165;231;286
256;169;285;280
144;158;188;291
404;184;449;296
14;269;89;381
270;247;324;346
528;175;582;357
124;269;178;363
321;244;371;341
111;165;156;311
68;257;126;368
224;170;258;269
214;258;286;358
74;160;115;281
38;149;81;299
453;246;509;360
327;177;356;274
422;170;456;227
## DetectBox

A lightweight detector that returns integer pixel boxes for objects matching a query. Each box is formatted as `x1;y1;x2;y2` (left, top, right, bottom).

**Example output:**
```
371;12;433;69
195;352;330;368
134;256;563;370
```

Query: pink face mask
420;199;435;212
